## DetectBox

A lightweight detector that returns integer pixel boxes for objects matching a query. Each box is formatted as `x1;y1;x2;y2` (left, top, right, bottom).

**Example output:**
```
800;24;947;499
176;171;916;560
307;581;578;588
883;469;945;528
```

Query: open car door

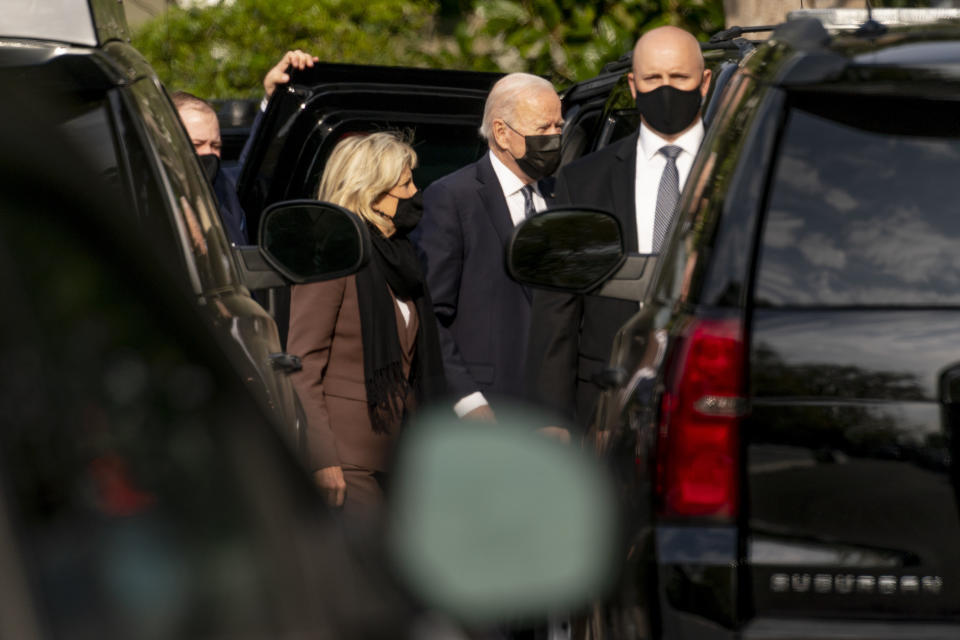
237;63;504;238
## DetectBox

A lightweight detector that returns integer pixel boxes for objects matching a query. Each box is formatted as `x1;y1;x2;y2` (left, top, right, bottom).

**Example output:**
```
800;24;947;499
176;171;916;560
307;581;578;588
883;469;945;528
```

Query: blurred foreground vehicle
509;10;960;640
2;0;311;451
0;97;618;638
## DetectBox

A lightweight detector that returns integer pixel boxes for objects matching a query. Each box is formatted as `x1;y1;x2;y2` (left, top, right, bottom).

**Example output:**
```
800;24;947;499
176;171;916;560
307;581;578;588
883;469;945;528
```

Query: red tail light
656;316;745;519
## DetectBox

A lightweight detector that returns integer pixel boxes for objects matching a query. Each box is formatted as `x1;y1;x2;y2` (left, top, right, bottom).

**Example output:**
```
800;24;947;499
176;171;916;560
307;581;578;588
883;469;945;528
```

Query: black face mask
634;84;702;136
505;123;561;181
390;190;423;237
198;153;220;183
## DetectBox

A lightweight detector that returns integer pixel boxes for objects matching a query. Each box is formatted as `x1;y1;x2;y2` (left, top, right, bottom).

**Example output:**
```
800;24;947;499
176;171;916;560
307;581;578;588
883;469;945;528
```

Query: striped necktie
653;145;681;253
520;184;537;219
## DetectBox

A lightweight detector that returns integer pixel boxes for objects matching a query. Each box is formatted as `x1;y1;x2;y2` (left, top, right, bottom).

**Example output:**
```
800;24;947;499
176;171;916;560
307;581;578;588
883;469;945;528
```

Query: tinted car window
108;91;185;273
126;79;238;292
756;93;960;307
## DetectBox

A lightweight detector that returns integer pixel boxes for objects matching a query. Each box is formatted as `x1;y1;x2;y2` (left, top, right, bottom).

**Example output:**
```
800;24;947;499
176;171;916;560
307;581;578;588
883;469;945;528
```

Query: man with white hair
414;72;563;422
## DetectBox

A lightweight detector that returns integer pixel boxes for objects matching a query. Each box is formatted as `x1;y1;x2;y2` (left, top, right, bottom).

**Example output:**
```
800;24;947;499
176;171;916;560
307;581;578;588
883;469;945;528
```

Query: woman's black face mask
634;82;703;136
389;190;423;237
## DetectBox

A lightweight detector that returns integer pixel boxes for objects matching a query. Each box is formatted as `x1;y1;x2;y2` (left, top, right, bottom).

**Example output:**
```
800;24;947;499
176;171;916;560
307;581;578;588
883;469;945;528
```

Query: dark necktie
520;184;537;220
653;145;682;253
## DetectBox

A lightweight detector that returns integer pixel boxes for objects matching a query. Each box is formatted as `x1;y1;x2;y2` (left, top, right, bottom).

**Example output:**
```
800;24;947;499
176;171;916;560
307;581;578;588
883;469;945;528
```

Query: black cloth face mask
390;190;423;237
198;153;220;183
505;122;561;181
634;84;703;136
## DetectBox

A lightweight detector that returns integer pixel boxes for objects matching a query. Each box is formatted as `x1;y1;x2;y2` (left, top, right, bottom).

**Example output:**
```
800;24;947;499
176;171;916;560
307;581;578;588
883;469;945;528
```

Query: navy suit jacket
213;168;247;246
414;153;534;405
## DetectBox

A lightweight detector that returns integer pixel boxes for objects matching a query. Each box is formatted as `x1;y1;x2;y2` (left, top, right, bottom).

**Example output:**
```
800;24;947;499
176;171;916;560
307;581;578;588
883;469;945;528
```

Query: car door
237;63;505;238
235;63;505;342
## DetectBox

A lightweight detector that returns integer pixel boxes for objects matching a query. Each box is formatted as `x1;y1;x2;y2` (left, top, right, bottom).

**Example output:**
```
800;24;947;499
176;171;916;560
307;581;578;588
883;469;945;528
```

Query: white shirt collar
637;118;705;162
488;150;532;197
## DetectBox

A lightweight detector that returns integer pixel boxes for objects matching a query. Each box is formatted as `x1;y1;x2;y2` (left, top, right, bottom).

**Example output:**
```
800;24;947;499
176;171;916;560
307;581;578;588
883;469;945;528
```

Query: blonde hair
317;132;417;237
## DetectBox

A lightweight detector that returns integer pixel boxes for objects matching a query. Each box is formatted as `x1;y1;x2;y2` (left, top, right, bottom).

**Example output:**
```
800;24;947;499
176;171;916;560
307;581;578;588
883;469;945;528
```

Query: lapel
475;154;515;249
610;130;640;253
476;154;533;304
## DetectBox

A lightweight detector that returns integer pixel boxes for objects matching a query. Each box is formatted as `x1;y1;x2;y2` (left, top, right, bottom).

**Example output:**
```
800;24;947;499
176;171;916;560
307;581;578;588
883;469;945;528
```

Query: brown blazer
287;274;419;472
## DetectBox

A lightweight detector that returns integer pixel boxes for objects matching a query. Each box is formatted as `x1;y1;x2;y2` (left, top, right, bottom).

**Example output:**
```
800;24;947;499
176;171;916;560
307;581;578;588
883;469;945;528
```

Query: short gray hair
479;73;555;142
171;90;215;117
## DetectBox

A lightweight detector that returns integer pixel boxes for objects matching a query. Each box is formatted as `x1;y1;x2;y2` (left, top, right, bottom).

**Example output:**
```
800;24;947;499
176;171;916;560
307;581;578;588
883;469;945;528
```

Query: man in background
173;49;318;246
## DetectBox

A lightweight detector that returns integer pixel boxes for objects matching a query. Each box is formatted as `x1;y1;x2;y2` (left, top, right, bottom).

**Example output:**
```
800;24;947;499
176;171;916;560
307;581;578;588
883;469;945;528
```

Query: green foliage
450;0;725;84
132;0;725;98
133;0;445;98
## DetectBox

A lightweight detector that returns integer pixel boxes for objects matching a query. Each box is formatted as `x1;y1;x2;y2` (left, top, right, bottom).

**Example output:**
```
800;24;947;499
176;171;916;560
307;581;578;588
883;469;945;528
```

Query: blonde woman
287;132;445;513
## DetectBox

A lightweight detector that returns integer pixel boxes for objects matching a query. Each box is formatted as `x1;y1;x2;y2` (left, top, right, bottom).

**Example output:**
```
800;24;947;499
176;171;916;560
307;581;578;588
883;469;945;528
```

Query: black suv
510;16;960;640
2;0;314;449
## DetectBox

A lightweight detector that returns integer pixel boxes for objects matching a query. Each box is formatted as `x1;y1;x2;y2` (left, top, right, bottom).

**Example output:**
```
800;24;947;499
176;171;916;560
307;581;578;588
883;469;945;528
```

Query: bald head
627;26;711;139
633;26;705;79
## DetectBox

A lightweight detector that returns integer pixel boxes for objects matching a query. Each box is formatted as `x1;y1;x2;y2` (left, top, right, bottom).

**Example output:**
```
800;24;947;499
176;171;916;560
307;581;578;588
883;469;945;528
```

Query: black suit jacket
526;132;642;427
414;153;534;406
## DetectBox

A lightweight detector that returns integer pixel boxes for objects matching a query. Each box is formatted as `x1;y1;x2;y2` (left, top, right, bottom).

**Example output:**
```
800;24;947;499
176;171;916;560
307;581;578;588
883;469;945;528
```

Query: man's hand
314;465;346;507
264;49;319;97
463;405;496;422
537;426;571;445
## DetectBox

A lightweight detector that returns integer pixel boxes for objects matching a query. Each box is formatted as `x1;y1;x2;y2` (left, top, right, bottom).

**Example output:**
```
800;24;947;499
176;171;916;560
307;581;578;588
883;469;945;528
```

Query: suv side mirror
507;207;626;294
260;200;370;283
235;200;371;290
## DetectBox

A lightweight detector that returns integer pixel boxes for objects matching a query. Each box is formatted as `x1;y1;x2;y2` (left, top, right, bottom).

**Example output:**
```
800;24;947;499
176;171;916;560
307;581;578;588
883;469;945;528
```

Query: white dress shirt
634;120;704;253
489;150;547;225
453;151;545;418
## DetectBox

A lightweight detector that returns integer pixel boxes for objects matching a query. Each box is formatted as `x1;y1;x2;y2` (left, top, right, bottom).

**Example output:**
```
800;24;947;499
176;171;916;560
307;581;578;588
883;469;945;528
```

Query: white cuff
259;96;269;112
453;392;488;418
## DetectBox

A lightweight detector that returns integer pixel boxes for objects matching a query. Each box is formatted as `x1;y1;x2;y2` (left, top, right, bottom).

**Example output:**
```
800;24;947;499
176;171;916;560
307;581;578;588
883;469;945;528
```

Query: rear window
755;93;960;307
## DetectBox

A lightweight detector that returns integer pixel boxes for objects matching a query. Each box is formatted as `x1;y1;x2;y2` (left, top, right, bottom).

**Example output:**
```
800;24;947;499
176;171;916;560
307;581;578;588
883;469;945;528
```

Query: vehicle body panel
748;309;960;618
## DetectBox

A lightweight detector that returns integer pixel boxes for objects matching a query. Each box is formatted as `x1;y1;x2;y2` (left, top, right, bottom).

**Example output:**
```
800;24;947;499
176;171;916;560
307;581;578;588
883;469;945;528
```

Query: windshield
6;0;96;46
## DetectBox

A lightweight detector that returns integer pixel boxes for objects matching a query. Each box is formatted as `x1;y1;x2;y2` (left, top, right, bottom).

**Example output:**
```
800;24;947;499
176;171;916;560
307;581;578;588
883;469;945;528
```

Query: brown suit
287;274;419;479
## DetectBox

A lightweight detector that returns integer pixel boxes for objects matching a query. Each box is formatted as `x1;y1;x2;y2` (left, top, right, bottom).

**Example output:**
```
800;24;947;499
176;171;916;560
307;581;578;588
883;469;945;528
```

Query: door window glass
126;79;238;292
109;92;185;275
756;93;960;307
52;94;184;276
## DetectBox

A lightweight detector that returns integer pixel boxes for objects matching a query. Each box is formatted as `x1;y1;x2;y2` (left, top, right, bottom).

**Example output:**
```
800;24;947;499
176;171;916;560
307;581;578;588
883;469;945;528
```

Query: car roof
5;0;129;48
754;17;960;90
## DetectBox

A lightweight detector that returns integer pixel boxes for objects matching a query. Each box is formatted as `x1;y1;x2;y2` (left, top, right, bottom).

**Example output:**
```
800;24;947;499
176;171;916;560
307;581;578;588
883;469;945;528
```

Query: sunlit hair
317;132;417;237
171;90;215;117
479;73;555;142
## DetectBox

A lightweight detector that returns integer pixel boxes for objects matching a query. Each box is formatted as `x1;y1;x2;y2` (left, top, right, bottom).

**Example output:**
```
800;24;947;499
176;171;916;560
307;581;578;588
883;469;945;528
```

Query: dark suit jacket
287;274;418;472
526;132;643;427
213;168;247;245
413;153;533;406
